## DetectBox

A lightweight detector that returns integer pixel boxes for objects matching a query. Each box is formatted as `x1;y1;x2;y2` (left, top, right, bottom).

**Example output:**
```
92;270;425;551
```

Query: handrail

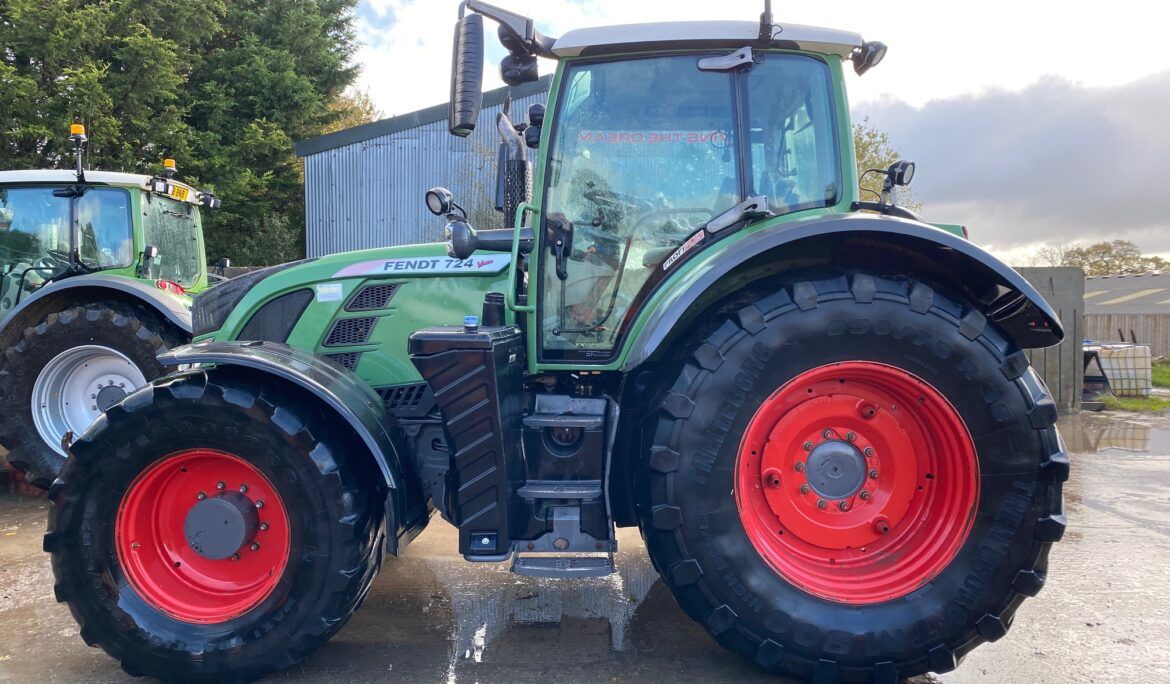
507;202;538;313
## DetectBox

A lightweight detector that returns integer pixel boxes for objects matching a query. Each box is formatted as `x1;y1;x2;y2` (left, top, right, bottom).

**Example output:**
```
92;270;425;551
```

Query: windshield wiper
705;195;772;233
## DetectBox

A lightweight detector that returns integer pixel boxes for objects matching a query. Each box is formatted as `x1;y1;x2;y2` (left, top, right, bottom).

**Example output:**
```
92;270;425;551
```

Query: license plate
169;185;190;201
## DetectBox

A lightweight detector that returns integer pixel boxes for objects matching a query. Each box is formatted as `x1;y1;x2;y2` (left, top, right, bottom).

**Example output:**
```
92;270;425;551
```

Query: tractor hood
193;242;514;388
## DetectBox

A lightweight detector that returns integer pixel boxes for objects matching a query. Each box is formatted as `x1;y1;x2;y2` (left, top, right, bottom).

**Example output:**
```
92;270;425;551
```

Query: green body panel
204;242;513;388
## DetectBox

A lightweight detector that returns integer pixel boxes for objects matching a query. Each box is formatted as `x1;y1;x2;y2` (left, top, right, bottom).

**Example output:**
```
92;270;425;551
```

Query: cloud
857;72;1170;258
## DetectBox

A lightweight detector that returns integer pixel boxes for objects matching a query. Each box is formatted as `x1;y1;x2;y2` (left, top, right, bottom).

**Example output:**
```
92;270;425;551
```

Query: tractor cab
0;125;220;317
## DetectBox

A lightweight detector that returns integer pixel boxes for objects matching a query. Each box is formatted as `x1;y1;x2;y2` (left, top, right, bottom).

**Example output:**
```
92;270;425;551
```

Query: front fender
623;213;1064;370
9;274;192;334
157;340;426;554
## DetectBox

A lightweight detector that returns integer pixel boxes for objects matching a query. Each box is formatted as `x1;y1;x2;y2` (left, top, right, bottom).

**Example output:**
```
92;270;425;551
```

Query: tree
1032;239;1168;276
0;0;371;266
854;116;920;212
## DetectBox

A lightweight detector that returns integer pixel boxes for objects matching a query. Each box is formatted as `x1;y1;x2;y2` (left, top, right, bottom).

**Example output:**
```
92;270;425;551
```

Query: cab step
517;480;602;500
511;554;614;578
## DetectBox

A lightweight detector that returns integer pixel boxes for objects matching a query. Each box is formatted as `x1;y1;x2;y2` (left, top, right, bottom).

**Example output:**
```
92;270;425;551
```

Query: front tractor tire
45;371;386;682
638;273;1068;683
0;302;183;488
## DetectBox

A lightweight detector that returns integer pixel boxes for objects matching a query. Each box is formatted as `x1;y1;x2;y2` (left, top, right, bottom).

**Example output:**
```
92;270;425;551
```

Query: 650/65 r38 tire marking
116;448;291;624
736;361;979;604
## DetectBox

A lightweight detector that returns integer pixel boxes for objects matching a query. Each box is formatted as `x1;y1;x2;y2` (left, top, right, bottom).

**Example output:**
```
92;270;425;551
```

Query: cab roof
0;169;206;205
551;20;863;59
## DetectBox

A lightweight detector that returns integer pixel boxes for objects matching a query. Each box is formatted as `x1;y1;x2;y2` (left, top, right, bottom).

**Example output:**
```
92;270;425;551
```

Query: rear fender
623;214;1065;370
158;340;428;555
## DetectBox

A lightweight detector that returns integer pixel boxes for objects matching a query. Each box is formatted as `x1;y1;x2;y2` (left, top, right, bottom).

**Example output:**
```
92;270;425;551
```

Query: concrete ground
2;411;1169;683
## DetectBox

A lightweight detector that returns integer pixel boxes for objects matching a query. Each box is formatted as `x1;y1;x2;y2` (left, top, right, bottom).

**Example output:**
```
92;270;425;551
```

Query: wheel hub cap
735;361;980;604
94;384;127;412
805;440;866;499
116;449;290;623
184;491;259;560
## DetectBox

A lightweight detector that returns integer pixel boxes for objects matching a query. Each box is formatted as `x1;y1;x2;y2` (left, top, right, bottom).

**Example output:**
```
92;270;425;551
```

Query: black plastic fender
2;273;192;336
624;213;1065;370
157;340;427;554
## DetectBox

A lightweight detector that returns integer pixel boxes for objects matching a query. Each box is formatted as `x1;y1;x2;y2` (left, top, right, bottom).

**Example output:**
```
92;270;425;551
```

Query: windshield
540;53;839;360
143;194;202;287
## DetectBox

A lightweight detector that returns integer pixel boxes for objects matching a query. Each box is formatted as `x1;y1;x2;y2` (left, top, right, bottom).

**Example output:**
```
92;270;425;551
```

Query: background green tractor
46;3;1068;682
0;124;224;487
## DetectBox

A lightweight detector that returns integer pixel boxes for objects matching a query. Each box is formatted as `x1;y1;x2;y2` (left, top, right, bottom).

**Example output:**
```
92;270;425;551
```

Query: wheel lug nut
255;500;264;509
259;522;269;531
838;501;849;511
800;484;811;495
794;462;805;472
846;432;857;442
763;468;782;488
196;491;206;500
239;484;249;494
216;481;226;490
869;469;879;479
864;447;874;457
250;542;260;551
230;553;240;561
859;490;871;500
90;394;96;399
822;429;833;439
802;441;814;452
817;499;827;509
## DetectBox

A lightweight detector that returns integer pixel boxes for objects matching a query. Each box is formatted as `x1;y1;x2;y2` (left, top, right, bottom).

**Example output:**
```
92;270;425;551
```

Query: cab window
539;53;839;360
0;186;71;309
77;187;133;269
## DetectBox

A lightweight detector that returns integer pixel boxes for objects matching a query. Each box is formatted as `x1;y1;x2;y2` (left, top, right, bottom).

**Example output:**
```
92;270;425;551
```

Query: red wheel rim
735;362;979;604
115;449;291;623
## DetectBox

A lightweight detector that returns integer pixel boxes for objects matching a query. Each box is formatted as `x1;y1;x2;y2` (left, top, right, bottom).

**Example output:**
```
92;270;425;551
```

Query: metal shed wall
1018;267;1085;412
299;78;552;257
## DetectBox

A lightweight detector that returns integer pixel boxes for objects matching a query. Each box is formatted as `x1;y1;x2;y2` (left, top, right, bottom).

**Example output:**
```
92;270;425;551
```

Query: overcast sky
355;0;1170;261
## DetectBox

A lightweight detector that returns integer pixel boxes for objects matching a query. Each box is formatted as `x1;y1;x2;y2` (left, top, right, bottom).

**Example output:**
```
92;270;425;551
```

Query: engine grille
379;383;435;418
345;283;400;312
323;317;377;346
322;352;361;371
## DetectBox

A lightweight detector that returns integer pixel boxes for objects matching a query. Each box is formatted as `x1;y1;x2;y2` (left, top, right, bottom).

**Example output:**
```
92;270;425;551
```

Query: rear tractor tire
45;371;386;682
638;272;1068;682
0;302;183;488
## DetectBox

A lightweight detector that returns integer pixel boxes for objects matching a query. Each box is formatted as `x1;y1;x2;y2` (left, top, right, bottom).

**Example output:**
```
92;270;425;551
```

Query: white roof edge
0;169;206;205
552;21;862;59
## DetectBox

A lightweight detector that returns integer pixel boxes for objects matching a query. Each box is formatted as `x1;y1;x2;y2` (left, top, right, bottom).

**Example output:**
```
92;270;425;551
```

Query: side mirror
143;245;159;260
852;41;888;76
886;160;915;187
449;13;484;137
216;257;231;269
425;187;454;216
445;219;478;260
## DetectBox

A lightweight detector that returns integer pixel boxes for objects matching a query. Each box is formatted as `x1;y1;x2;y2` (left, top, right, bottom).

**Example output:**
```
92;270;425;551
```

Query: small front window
143;195;202;288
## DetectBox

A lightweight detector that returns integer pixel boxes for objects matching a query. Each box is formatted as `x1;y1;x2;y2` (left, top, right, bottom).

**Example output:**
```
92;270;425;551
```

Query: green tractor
0;123;224;487
46;3;1068;681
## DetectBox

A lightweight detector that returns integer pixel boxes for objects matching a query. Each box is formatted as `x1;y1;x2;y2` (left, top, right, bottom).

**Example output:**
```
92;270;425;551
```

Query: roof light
852;41;887;76
151;179;169;194
162;158;177;178
69;123;87;143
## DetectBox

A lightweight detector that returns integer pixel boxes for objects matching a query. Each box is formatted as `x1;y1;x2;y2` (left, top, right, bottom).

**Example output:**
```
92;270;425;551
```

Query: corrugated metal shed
1083;272;1170;356
295;76;552;257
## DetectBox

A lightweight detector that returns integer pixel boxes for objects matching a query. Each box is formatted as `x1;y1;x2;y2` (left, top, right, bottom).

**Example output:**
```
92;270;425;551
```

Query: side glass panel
747;55;839;213
143;195;202;287
541;56;738;358
76;187;133;270
0;186;71;310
